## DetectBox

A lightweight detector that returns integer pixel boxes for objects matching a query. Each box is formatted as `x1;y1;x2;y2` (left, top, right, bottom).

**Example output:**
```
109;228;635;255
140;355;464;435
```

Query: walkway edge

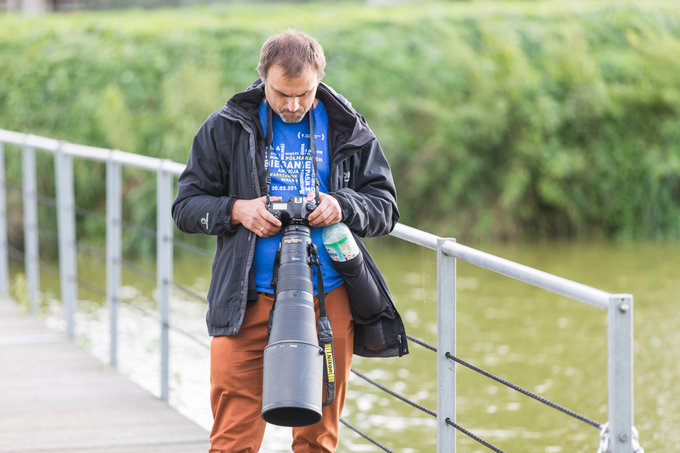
0;297;210;453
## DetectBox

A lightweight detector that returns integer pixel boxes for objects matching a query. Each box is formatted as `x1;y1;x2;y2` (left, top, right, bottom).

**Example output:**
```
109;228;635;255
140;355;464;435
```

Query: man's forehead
266;65;318;94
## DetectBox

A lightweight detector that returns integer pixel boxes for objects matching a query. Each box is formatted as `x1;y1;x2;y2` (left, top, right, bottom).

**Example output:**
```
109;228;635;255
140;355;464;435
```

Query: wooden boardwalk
0;297;210;453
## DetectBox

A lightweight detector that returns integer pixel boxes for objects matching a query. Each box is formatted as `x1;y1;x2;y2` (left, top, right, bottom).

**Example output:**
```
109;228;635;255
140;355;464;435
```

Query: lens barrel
262;225;323;427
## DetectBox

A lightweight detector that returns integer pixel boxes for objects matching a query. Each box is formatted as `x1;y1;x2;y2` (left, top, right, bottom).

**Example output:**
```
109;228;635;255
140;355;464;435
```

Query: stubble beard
279;110;306;123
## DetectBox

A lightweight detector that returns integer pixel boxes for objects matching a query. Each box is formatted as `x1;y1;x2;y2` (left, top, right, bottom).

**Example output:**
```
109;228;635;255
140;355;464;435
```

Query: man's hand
231;196;283;237
306;192;343;227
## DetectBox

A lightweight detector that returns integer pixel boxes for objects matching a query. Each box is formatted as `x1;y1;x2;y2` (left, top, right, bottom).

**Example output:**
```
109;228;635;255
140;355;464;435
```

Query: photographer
172;29;407;452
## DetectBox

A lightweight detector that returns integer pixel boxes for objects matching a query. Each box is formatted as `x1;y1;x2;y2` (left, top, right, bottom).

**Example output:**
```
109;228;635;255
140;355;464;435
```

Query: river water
31;237;679;452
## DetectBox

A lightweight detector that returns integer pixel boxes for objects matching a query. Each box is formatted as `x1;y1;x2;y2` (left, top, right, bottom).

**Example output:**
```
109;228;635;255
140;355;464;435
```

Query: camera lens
262;224;324;427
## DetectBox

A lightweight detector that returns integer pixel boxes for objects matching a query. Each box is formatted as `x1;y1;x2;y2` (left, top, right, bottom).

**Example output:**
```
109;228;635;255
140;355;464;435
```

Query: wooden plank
0;298;210;453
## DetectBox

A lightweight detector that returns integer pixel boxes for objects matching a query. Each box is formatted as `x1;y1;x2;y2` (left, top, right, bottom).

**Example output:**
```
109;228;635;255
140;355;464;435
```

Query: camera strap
267;249;282;339
265;103;321;205
310;243;336;407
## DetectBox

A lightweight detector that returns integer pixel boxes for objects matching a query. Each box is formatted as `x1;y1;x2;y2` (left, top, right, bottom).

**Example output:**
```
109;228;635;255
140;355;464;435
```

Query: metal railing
0;129;638;452
390;224;637;452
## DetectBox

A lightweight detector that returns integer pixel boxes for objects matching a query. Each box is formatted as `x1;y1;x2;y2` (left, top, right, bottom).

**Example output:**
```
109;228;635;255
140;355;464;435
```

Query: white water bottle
322;223;360;262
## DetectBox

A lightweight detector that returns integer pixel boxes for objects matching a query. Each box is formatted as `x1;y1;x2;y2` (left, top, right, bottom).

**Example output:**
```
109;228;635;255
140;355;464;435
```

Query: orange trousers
209;285;354;453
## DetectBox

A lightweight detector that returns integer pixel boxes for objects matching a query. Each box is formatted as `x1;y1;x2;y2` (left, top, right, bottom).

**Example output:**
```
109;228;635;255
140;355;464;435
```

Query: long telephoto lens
262;224;323;427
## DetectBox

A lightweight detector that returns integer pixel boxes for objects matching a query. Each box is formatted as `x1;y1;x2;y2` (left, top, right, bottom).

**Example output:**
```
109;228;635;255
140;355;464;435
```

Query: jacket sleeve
172;114;239;236
333;137;399;238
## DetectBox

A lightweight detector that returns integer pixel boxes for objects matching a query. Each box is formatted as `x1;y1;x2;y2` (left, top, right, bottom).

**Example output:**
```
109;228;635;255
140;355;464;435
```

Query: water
27;238;680;452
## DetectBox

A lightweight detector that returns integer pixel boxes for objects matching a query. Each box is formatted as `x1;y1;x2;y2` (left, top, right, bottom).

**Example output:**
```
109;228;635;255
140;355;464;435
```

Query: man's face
263;64;319;124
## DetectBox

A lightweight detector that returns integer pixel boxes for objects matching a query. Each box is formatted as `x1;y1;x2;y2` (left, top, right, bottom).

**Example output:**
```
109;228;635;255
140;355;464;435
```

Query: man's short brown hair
257;29;326;81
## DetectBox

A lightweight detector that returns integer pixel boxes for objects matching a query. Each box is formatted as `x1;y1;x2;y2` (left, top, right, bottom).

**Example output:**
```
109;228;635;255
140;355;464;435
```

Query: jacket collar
222;80;374;148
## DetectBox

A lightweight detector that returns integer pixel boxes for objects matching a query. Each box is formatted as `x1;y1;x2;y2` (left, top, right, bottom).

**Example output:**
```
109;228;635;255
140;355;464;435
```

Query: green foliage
1;0;679;249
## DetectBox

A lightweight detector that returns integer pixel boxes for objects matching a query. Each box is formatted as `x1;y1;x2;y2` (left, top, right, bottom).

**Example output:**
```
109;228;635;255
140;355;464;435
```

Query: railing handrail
0;129;186;174
0;128;637;452
391;223;613;310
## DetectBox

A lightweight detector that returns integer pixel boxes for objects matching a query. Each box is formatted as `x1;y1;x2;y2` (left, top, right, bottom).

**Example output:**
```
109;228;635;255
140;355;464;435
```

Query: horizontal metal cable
405;333;602;429
172;238;214;257
7;245;24;261
351;362;505;453
351;369;436;418
445;352;603;429
121;219;157;240
171;282;208;303
445;418;506;453
406;334;436;352
117;300;160;324
116;299;210;350
121;258;156;280
73;203;158;242
36;191;57;208
340;418;393;453
74;204;105;222
76;276;107;297
78;242;105;260
64;243;207;303
171;324;210;350
38;259;59;277
5;181;21;192
28;256;205;350
37;227;58;240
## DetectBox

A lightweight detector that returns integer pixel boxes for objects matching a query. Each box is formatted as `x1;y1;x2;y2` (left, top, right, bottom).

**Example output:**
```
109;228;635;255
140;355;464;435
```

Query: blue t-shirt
254;99;344;295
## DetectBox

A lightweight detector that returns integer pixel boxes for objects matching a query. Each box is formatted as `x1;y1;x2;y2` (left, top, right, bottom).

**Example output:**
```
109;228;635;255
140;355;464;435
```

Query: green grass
2;0;680;253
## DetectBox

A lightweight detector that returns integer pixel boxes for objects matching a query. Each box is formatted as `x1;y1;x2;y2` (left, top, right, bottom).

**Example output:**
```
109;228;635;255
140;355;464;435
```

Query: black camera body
267;196;317;226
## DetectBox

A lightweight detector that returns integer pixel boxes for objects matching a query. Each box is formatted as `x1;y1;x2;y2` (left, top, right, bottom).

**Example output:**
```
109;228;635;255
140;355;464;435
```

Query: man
172;30;408;452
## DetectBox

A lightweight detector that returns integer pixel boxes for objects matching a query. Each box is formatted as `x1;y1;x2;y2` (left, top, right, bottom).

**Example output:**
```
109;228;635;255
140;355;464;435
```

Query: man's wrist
229;199;241;225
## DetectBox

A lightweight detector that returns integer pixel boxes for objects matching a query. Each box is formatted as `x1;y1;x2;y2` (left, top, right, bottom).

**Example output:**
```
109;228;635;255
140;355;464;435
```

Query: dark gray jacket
172;81;408;357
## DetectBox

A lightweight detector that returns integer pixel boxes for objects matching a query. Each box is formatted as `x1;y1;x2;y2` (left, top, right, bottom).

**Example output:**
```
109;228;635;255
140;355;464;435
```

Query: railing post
157;164;173;401
0;142;9;298
55;142;78;339
22;143;40;312
106;154;122;368
437;238;456;453
608;294;634;453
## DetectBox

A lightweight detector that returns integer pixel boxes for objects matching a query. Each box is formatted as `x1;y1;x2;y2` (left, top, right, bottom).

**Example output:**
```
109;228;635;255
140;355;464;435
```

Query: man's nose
286;97;300;112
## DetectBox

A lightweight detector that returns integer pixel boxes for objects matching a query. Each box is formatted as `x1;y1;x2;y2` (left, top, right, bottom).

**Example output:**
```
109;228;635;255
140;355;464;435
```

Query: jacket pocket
354;318;388;352
354;315;408;358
